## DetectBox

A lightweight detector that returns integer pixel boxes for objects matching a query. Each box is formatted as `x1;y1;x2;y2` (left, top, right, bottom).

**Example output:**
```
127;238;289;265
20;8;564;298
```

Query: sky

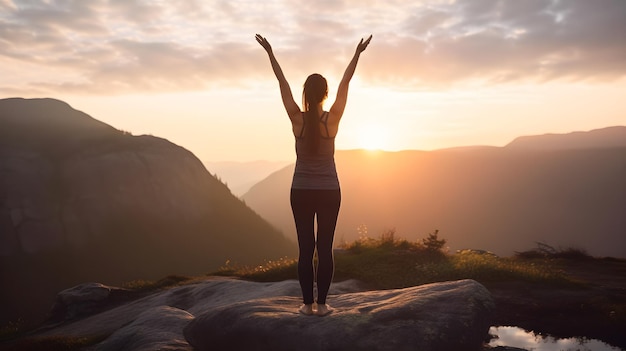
1;0;625;162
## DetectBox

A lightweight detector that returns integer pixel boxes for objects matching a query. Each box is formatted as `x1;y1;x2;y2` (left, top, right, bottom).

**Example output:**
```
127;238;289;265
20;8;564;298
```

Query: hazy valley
204;160;291;197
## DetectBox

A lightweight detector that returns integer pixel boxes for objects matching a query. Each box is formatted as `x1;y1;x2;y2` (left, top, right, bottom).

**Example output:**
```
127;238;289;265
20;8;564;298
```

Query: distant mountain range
0;98;296;325
205;160;291;197
242;126;626;258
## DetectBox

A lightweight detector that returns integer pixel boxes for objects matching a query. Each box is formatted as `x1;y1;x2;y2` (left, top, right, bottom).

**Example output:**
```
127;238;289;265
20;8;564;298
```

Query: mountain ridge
505;126;626;150
205;127;626;195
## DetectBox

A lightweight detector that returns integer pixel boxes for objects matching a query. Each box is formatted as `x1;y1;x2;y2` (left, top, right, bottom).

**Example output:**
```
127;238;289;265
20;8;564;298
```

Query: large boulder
36;278;362;340
184;279;494;351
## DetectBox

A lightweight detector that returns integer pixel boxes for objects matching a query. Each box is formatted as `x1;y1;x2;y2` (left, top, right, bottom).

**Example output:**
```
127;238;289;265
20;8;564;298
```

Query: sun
357;124;390;151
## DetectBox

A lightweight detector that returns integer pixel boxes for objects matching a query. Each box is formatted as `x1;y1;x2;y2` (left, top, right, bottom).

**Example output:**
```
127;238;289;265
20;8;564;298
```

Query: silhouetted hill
0;98;117;152
242;128;626;258
506;126;626;150
0;98;296;325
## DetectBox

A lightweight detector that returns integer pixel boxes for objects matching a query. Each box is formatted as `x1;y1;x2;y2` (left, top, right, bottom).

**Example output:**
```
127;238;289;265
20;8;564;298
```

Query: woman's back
292;111;339;190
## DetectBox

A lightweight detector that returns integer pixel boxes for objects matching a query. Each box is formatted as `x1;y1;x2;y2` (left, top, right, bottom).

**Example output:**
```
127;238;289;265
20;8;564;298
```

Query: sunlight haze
1;0;625;162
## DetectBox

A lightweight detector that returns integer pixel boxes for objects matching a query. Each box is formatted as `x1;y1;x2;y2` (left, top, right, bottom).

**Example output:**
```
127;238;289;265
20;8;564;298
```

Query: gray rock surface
38;278;362;339
58;283;112;306
184;279;494;351
49;282;136;321
95;306;194;351
34;278;493;351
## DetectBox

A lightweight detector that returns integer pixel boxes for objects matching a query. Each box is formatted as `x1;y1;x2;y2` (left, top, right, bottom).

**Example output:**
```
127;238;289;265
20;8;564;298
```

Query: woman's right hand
356;35;373;54
255;34;272;53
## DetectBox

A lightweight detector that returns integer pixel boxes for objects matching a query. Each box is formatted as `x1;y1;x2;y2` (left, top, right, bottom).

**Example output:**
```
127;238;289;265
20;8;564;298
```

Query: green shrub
515;242;592;261
421;229;447;252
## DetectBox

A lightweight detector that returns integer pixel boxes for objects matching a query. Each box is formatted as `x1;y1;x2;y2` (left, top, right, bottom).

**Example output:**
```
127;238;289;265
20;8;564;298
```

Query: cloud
362;0;626;86
1;0;625;95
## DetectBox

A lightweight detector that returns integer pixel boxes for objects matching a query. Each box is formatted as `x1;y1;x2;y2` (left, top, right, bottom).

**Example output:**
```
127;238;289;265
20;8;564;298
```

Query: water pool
489;326;623;351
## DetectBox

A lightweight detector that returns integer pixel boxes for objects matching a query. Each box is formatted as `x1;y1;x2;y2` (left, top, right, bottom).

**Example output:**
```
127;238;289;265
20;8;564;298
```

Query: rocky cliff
0;97;296;325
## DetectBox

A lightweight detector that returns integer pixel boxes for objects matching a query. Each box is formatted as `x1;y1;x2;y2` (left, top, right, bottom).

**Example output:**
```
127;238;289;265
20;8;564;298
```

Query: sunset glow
1;0;625;162
355;123;391;151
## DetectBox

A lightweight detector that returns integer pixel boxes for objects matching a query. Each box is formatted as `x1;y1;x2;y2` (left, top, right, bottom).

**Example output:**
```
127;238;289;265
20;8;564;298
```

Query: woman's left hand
356;35;373;54
255;34;272;53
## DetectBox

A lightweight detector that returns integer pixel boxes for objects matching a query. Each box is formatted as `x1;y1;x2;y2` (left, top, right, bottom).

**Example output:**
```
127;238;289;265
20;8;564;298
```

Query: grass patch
451;251;570;284
333;233;449;289
121;274;193;292
213;230;577;289
214;257;298;282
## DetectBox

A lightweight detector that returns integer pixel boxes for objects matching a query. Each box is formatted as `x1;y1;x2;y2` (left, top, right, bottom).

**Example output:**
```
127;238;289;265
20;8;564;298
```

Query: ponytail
302;74;328;154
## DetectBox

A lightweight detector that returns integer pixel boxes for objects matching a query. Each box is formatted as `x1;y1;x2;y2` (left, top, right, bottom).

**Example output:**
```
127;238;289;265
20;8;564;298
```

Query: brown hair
302;73;328;154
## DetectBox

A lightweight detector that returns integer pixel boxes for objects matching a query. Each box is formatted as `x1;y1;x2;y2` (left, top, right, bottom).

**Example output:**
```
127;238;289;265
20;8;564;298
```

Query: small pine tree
422;230;446;252
381;228;395;243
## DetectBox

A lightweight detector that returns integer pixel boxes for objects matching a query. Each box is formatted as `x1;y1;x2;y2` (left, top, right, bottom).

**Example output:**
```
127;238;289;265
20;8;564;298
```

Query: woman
256;33;372;316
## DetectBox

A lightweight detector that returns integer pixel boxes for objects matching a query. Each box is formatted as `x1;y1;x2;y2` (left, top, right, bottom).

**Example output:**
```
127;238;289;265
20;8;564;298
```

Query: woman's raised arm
255;34;301;121
328;35;372;124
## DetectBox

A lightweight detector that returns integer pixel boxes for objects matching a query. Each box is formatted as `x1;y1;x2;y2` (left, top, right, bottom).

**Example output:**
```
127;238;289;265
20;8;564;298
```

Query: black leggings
290;188;341;305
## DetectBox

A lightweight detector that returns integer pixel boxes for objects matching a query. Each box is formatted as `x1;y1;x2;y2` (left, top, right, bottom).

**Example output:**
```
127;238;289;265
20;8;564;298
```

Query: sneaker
299;304;314;316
